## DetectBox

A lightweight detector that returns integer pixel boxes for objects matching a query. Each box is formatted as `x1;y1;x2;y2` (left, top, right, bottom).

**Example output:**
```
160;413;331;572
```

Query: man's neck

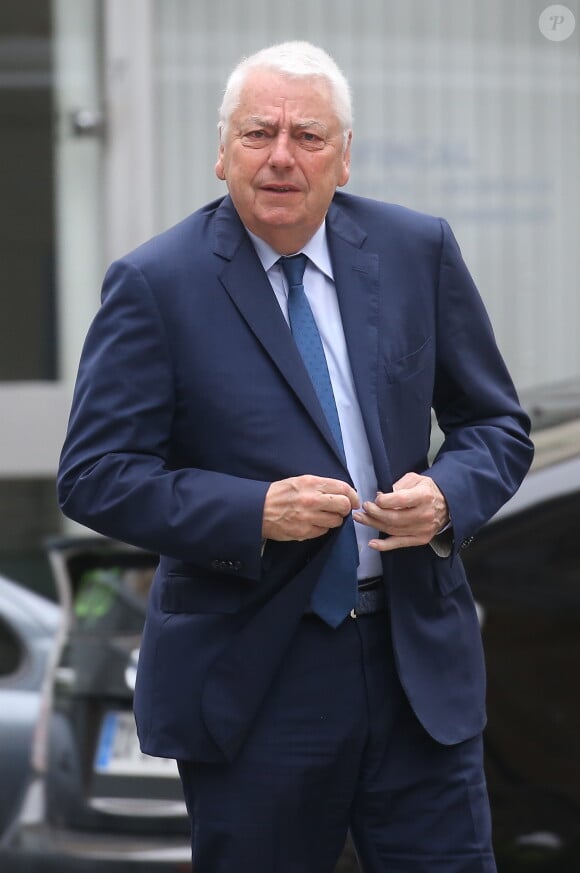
244;221;326;257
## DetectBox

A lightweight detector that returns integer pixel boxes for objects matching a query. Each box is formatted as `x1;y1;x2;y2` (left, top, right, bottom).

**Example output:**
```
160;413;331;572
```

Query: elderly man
58;41;533;873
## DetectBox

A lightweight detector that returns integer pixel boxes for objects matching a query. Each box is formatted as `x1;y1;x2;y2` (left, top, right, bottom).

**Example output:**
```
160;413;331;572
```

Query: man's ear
338;131;352;188
215;144;226;181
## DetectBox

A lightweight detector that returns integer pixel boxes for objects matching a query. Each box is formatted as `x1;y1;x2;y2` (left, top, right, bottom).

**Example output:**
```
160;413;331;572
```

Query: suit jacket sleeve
57;258;269;578
425;218;533;556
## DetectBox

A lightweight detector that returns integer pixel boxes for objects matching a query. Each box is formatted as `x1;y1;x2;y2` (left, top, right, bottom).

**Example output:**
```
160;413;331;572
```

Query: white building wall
2;0;578;478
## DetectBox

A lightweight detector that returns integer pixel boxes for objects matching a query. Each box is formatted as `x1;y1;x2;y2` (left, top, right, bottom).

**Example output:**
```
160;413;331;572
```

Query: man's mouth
262;185;299;193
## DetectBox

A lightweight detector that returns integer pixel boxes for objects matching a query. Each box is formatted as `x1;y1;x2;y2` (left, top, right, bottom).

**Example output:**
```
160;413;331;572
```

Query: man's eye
299;132;324;148
241;130;271;148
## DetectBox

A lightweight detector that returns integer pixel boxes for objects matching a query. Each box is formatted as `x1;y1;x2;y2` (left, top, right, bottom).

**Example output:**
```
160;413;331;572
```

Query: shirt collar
246;222;334;281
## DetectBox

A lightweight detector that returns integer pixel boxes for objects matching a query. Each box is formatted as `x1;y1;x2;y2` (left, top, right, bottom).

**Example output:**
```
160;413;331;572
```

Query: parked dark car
0;576;60;850
463;385;580;872
2;380;579;872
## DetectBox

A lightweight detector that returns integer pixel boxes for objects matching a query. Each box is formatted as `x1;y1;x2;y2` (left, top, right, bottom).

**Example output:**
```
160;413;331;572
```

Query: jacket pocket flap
434;559;468;596
161;575;250;614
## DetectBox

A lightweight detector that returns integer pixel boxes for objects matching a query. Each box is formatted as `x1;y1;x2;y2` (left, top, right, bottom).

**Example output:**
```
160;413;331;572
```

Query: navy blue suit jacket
57;192;533;763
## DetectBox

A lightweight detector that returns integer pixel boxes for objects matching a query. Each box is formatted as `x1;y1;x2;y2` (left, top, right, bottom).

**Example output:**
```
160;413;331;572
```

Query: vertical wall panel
149;0;580;390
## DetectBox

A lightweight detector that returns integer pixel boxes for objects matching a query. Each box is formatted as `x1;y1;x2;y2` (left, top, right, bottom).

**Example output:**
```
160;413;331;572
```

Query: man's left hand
353;472;449;552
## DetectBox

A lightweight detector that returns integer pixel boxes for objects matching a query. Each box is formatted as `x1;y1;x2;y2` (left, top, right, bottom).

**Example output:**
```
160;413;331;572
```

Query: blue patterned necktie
280;254;359;627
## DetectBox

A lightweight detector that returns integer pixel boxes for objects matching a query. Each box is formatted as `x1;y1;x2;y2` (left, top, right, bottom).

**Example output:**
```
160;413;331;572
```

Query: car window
0;615;22;676
69;556;156;635
464;489;580;608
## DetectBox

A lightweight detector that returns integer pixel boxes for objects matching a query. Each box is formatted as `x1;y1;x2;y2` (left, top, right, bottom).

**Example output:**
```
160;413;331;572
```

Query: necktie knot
280;254;308;289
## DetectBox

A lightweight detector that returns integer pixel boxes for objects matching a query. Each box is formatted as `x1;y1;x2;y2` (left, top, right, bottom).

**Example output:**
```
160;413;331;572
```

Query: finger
357;507;432;538
356;504;398;531
378;489;448;531
358;501;384;520
361;499;416;524
392;471;423;491
313;509;351;529
301;490;352;520
372;490;408;511
321;492;355;517
369;535;421;551
296;481;349;511
374;489;424;511
319;478;360;509
353;510;379;529
277;511;347;541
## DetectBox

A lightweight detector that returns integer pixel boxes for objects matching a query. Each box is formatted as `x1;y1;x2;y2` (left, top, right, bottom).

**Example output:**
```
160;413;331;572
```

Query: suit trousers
177;609;497;873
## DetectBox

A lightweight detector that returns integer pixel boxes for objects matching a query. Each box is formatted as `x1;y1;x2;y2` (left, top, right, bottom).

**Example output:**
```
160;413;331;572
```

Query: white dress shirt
248;223;383;580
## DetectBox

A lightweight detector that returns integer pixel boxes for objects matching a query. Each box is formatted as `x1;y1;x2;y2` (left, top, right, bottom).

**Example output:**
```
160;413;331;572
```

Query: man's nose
268;132;295;168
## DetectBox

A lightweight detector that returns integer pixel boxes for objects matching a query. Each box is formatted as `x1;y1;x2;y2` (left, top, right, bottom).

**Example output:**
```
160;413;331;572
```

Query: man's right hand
262;475;360;542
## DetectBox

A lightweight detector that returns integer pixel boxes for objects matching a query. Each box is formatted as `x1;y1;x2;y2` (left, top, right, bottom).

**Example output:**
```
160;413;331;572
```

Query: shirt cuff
430;522;453;558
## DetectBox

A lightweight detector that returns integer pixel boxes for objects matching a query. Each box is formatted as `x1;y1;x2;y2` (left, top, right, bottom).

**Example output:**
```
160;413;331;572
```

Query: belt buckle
349;607;357;619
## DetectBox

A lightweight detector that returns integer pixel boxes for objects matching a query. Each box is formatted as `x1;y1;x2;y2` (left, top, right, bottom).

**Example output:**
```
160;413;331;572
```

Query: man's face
215;69;351;254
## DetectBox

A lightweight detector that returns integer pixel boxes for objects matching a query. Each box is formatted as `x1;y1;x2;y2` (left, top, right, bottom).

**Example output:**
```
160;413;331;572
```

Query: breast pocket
379;337;435;476
385;336;432;384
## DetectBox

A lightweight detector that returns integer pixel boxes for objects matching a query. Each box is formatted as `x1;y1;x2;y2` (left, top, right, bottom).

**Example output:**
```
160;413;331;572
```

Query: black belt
350;577;386;618
304;576;386;619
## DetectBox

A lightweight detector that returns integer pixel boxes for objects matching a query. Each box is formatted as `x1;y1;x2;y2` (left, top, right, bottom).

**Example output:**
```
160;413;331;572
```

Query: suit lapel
213;197;347;471
326;202;393;491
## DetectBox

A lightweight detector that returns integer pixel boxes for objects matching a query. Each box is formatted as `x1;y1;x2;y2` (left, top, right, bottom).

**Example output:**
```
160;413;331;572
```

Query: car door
0;577;60;838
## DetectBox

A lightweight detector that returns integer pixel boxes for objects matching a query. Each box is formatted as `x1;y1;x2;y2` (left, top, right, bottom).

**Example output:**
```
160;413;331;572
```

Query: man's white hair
218;41;353;148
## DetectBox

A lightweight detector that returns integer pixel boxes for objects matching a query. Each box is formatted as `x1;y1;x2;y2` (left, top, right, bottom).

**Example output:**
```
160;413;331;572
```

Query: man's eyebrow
242;116;275;128
294;120;328;133
240;117;329;133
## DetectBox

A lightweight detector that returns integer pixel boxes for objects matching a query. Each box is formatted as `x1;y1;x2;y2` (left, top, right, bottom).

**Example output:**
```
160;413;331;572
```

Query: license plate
95;710;179;777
